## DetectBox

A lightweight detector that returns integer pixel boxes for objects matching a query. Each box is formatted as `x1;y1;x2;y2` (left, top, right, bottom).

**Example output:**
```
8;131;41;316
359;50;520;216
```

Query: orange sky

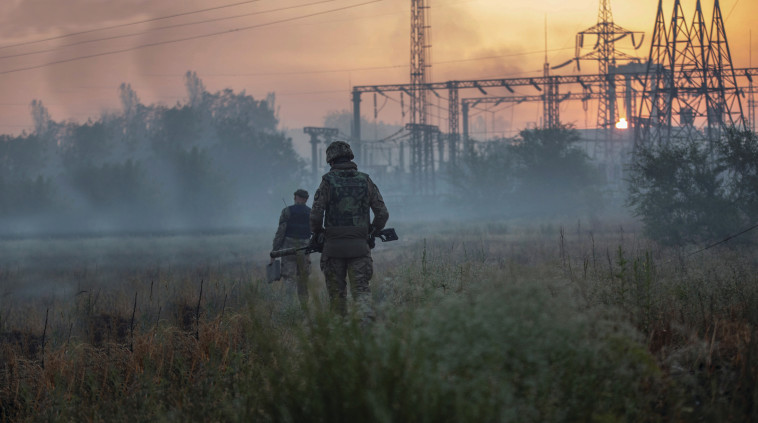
0;0;755;143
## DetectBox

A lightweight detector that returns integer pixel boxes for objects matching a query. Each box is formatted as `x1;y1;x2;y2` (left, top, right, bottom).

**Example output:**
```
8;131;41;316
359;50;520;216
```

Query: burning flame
615;118;628;129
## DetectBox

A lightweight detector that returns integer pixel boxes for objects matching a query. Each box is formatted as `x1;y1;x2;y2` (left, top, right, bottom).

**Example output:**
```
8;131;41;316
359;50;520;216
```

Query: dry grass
0;218;757;421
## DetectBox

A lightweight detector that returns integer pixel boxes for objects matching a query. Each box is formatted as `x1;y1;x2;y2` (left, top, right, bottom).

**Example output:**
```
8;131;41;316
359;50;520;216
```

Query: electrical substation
306;0;758;202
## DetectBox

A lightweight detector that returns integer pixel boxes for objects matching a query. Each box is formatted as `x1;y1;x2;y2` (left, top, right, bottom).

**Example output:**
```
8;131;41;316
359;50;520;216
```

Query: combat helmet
325;141;354;164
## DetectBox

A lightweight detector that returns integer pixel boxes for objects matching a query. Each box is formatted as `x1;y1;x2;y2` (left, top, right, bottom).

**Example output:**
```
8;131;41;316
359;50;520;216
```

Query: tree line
447;125;605;218
0;72;304;236
449;124;758;247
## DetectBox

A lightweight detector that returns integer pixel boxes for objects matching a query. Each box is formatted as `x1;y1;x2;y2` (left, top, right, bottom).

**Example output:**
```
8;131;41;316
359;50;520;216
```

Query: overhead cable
685;222;758;257
0;0;381;75
0;0;267;51
0;0;339;61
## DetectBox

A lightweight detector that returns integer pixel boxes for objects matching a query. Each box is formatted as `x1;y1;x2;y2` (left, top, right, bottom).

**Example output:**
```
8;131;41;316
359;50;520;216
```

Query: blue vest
285;204;311;239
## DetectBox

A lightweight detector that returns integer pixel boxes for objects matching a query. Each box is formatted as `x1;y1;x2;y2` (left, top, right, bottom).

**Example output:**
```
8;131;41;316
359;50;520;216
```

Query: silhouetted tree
448;125;602;216
0;73;305;234
511;125;601;213
628;129;758;245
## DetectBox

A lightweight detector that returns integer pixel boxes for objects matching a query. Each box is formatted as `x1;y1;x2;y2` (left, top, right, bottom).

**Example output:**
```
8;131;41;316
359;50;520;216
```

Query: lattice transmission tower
556;0;643;156
637;0;745;145
409;0;433;194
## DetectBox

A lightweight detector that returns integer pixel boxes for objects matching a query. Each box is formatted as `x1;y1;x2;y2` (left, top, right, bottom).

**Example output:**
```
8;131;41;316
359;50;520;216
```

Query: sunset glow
0;0;754;147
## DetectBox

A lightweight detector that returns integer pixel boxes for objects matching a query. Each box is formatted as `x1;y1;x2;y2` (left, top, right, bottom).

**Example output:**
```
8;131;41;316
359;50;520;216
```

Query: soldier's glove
309;232;324;251
367;225;376;249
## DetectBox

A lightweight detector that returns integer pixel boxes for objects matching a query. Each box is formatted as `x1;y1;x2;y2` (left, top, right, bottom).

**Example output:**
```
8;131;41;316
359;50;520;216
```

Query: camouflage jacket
310;161;389;258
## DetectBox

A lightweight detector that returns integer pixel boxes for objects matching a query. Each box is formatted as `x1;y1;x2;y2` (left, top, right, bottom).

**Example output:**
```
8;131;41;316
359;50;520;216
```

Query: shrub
627;129;758;245
270;277;662;423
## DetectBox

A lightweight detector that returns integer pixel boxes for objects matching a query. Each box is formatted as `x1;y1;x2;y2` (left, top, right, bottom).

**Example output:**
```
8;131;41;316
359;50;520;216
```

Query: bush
448;125;603;217
627;129;758;245
270;277;661;422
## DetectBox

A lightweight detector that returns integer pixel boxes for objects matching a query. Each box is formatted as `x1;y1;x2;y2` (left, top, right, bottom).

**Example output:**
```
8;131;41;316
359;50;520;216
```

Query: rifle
270;228;399;258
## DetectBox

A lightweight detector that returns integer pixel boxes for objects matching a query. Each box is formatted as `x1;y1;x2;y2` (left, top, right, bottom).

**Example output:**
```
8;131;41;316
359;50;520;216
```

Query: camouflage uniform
310;142;389;317
273;192;312;308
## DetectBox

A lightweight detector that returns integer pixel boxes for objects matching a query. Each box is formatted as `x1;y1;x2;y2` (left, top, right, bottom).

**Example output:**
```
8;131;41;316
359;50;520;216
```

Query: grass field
1;218;757;422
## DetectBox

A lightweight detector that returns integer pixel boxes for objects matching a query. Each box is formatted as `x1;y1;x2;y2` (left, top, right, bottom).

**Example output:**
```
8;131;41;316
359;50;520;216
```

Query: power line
4;0;467;55
434;47;573;66
0;0;381;76
685;222;758;257
152;63;407;77
0;0;340;61
145;50;569;78
725;0;741;21
0;0;267;51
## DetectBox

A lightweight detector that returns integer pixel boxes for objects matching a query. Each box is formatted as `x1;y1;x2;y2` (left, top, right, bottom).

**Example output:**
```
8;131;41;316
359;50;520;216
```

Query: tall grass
0;220;757;421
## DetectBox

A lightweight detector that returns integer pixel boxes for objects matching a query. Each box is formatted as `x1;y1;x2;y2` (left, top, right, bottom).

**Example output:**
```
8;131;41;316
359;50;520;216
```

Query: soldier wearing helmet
310;141;389;318
272;188;312;309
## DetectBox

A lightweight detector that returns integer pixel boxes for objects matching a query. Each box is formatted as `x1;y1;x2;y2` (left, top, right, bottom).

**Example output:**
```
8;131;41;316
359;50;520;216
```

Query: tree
185;71;205;108
627;129;758;245
510;125;601;214
119;83;140;119
30;99;51;136
0;74;306;234
212;117;305;221
447;125;602;217
446;139;515;212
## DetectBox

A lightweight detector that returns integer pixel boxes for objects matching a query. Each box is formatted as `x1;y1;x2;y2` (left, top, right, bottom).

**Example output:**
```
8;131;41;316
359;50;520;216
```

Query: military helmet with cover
325;141;354;164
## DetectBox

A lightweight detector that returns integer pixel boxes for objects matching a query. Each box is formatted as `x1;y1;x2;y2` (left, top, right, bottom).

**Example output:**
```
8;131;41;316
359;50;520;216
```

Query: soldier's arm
368;177;389;232
272;207;289;251
310;179;329;234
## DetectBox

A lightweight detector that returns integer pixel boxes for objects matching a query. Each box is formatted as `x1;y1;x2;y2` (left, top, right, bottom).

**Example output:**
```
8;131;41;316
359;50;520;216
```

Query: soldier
310;141;389;318
272;189;312;308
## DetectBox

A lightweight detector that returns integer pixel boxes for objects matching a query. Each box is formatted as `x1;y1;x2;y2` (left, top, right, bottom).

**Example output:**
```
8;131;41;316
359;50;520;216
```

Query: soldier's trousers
281;237;311;308
320;254;373;317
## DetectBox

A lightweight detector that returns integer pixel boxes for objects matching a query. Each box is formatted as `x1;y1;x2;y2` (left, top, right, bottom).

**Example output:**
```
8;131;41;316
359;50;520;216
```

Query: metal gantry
462;92;594;140
304;127;339;180
346;0;757;196
352;68;758;156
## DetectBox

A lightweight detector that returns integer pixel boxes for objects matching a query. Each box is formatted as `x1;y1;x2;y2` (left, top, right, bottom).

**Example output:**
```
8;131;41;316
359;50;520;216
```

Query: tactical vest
285;204;311;239
323;170;370;229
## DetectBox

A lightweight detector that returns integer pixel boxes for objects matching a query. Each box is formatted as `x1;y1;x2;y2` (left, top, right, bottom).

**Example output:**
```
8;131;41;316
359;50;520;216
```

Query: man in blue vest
310;141;389;319
272;188;312;308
